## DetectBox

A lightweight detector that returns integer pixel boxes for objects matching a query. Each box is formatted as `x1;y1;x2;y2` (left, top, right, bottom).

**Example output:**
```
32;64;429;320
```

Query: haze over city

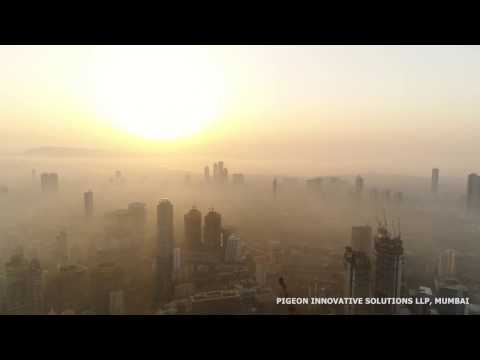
2;45;480;176
0;45;479;315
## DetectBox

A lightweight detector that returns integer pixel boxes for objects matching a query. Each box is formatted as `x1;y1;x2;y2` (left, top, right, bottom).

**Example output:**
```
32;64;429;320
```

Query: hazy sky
1;45;480;176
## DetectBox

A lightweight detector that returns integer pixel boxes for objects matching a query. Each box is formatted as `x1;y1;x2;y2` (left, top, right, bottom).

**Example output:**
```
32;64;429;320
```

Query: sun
88;46;225;141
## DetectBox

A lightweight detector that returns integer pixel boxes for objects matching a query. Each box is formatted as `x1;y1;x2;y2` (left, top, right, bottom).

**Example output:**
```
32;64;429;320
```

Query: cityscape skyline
1;45;479;316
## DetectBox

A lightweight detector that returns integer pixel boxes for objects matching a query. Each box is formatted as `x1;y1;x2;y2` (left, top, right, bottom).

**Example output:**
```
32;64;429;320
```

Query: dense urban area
0;154;479;315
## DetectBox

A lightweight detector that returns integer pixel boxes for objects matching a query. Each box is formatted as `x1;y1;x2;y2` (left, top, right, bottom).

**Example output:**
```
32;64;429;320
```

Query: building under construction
374;224;404;314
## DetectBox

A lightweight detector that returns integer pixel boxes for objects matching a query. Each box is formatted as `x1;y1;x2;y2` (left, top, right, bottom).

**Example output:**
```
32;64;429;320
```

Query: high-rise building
204;210;222;250
91;262;124;315
351;226;373;257
344;225;373;314
204;166;210;182
467;173;480;212
395;191;404;204
218;161;224;179
41;173;59;193
29;258;43;314
431;168;439;195
84;190;94;218
344;247;371;314
104;209;133;249
374;225;403;314
155;199;175;306
224;233;242;263
49;264;88;314
184;207;202;250
232;173;244;185
355;175;364;198
5;253;43;314
438;249;456;278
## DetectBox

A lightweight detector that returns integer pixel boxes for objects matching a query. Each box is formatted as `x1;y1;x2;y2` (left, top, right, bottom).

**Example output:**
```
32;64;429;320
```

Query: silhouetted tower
218;161;224;178
355;176;364;196
204;166;210;182
41;173;59;193
374;224;403;314
273;178;278;199
467;173;480;213
184;206;202;250
204;209;222;250
213;163;218;181
155;199;174;306
431;168;439;195
344;247;371;314
84;190;94;218
345;225;373;314
352;226;373;257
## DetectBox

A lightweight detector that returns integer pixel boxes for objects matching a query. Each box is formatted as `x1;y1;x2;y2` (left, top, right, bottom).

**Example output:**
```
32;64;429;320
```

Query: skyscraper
467;173;480;212
218;161;224;178
155;199;174;306
344;225;373;314
232;173;245;185
84;190;94;218
355;175;364;198
351;225;373;257
204;166;210;182
224;233;242;263
344;247;371;314
204;210;222;250
184;207;202;250
431;168;439;195
5;253;43;314
213;163;218;181
41;173;59;193
374;225;403;314
91;262;124;315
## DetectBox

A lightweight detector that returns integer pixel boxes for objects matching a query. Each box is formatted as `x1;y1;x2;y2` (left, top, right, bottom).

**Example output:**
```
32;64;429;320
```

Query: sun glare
88;46;226;141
